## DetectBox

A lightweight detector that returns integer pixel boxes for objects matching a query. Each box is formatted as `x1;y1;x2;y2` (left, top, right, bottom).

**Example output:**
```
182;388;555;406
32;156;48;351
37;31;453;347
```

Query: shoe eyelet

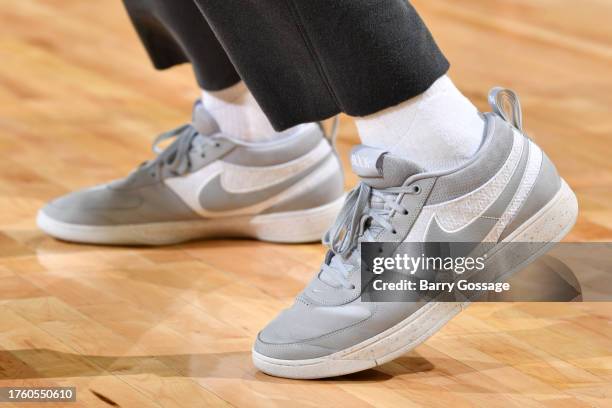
402;209;409;215
392;229;397;235
350;284;356;290
215;142;221;148
413;185;421;194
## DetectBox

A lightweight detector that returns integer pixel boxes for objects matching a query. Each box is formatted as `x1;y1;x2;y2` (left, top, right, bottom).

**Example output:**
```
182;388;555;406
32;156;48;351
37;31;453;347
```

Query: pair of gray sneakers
38;89;578;379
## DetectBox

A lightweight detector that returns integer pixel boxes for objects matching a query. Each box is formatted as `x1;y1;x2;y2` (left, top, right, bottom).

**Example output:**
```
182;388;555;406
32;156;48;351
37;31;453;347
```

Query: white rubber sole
252;180;579;379
37;195;345;245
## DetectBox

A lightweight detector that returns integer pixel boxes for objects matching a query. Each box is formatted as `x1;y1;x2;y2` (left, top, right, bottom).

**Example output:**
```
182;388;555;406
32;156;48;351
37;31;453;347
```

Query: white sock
201;81;278;143
355;75;485;172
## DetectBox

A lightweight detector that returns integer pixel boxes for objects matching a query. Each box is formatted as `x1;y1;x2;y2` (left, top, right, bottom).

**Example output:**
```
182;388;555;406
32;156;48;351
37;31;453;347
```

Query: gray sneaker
37;102;345;245
252;88;579;379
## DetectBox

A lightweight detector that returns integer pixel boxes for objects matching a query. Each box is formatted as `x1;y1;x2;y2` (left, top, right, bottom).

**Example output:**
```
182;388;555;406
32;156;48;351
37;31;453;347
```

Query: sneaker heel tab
488;87;523;132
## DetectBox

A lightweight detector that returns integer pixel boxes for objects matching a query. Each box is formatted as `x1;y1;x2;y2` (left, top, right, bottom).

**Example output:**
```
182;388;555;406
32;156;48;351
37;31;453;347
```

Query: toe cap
253;332;335;360
41;185;142;225
254;300;373;360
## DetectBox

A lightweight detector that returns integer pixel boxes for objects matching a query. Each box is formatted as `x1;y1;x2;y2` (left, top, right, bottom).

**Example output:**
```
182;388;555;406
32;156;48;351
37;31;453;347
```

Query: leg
37;0;346;244
194;0;483;171
193;0;449;129
123;0;290;142
181;1;577;378
122;0;239;90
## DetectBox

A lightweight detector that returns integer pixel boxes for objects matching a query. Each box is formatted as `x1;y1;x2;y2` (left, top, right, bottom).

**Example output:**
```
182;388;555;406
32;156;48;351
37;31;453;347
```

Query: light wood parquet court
0;0;611;407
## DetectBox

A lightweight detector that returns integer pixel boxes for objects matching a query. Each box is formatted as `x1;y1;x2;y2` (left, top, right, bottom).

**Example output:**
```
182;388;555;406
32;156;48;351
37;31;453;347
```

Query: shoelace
147;124;220;179
146;113;339;180
320;182;420;289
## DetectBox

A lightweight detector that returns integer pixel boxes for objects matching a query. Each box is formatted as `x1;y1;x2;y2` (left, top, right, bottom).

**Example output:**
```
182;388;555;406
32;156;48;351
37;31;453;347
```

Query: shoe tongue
192;101;220;136
350;145;424;188
319;146;423;279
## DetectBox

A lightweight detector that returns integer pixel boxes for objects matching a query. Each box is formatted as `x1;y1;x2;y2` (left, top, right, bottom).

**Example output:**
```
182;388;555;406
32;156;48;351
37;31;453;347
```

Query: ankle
355;75;484;172
201;81;278;143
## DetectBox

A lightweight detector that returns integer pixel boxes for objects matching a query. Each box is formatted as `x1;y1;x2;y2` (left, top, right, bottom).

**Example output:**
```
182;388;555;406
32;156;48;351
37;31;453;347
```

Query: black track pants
122;0;449;130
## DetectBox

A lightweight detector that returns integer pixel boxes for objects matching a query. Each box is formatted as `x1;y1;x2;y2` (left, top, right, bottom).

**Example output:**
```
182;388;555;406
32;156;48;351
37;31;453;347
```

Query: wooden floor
1;0;611;407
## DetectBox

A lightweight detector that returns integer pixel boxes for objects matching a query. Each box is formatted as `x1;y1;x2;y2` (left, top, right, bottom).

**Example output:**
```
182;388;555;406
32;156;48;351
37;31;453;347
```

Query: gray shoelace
320;182;419;289
147;124;220;179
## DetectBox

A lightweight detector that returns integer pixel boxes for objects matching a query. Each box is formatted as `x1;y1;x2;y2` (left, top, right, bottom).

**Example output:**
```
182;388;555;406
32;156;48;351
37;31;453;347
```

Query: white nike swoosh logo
425;137;530;244
219;140;330;193
164;140;331;216
404;132;527;244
